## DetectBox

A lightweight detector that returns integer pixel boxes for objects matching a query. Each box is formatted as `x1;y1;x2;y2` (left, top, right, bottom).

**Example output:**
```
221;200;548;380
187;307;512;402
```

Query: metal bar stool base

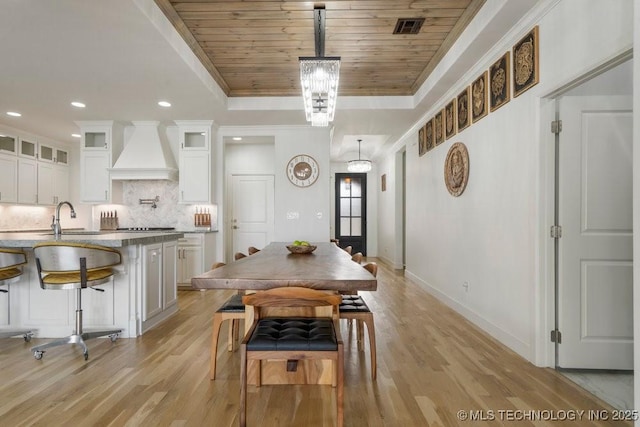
31;328;123;361
0;330;34;341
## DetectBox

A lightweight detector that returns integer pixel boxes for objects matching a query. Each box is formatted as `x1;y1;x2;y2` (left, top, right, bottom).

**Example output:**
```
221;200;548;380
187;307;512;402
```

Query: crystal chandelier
347;139;372;172
299;6;340;127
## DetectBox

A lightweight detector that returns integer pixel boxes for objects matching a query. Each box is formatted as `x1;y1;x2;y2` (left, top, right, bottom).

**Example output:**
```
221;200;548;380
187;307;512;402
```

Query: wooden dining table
191;241;377;385
191;241;377;292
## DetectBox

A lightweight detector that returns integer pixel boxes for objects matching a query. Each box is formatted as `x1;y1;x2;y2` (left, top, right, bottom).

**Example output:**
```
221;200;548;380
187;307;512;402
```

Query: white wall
217;126;331;255
381;0;634;363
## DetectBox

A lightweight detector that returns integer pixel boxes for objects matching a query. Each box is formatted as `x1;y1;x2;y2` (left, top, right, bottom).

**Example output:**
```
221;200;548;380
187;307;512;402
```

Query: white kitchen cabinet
77;121;123;204
37;163;68;205
38;143;55;163
142;241;178;331
0;134;17;155
163;240;178;309
0;154;18;203
175;121;215;204
19;137;37;159
143;243;163;320
177;233;216;288
53;164;69;203
17;157;37;204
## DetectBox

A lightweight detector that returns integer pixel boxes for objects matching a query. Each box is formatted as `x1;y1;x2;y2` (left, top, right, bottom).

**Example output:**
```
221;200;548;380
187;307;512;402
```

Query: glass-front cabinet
19;138;37;159
175;120;214;204
83;131;108;149
0;134;17;155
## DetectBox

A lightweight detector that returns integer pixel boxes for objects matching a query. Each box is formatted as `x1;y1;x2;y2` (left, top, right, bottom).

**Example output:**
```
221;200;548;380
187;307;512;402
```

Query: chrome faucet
51;201;77;238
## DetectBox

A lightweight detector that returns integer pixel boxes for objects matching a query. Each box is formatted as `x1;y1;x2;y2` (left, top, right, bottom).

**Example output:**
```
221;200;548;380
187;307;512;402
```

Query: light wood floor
0;260;630;426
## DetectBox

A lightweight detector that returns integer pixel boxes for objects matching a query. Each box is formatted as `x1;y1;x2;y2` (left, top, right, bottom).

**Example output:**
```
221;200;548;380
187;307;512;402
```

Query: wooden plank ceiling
154;0;484;97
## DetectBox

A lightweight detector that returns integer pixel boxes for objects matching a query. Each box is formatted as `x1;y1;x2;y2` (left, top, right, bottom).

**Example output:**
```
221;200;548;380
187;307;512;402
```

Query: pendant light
299;6;341;127
347;139;372;172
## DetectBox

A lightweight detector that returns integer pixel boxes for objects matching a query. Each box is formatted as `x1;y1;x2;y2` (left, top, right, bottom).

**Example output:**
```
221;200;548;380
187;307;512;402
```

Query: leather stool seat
247;318;337;351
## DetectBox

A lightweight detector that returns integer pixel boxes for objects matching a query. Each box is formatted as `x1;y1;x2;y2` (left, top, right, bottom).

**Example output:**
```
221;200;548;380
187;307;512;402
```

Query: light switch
316;212;323;219
286;211;299;220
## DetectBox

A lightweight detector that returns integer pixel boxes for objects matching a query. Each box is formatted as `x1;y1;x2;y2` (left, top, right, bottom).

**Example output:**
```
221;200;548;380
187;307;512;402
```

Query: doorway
549;58;633;409
228;175;275;259
335;173;367;255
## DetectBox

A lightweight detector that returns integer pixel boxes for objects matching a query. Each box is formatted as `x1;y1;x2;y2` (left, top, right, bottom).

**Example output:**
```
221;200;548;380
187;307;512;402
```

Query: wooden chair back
234;252;247;261
351;252;363;264
363;262;378;278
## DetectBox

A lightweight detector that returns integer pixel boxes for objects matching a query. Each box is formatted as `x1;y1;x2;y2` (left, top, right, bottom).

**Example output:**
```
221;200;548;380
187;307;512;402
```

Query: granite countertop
0;231;184;248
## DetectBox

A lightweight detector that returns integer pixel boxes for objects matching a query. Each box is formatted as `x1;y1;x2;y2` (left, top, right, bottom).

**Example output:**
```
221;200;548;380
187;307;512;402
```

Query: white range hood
109;121;178;181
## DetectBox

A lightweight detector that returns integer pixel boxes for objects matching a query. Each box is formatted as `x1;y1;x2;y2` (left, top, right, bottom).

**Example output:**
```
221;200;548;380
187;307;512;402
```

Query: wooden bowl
286;244;317;254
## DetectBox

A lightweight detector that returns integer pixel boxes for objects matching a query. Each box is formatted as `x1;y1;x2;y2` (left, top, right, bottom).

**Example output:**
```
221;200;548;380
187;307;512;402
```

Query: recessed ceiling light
158;101;171;107
6;111;21;117
71;101;86;108
233;137;242;141
71;133;81;138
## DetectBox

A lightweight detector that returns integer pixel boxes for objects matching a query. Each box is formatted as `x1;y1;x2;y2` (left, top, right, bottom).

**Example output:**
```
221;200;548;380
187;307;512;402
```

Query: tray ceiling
154;0;485;97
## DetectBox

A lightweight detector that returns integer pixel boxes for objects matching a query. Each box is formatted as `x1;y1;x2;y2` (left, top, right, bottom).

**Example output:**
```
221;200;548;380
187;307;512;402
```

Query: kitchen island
0;230;183;338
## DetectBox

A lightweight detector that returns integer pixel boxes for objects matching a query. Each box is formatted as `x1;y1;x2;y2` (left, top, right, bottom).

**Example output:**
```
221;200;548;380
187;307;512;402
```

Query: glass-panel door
335;173;367;255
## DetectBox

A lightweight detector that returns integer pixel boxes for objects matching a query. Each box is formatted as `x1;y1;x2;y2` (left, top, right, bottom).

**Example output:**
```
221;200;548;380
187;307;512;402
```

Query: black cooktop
117;227;176;232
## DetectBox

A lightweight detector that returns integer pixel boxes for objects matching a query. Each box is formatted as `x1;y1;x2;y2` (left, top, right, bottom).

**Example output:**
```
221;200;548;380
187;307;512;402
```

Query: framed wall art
471;71;488;123
434;110;444;146
490;51;510;111
456;87;470;132
445;99;456;140
513;26;539;97
425;118;434;152
418;125;426;157
444;142;469;197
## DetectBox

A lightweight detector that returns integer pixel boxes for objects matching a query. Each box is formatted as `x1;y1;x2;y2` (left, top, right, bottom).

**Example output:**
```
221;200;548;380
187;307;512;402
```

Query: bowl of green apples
286;240;317;254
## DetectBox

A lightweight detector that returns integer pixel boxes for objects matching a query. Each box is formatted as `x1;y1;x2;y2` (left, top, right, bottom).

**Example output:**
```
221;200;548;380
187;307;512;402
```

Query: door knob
232;225;239;229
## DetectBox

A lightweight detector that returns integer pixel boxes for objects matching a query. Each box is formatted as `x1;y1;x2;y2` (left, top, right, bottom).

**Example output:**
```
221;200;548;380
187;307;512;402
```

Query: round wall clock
286;154;319;187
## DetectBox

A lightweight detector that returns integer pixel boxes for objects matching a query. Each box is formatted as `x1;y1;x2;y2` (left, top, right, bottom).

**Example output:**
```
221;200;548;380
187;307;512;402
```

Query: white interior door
557;95;633;369
230;175;274;257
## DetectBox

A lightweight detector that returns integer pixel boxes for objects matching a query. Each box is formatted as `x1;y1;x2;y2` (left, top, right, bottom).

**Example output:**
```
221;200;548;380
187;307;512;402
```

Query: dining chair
235;252;247;261
210;262;246;380
30;242;123;360
339;262;377;380
247;246;260;255
351;252;363;264
0;248;34;341
343;246;352;255
240;287;343;427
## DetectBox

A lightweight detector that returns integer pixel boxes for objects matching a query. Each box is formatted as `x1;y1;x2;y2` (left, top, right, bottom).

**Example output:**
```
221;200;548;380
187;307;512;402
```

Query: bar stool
210;262;245;380
0;248;33;341
247;246;260;255
30;242;123;361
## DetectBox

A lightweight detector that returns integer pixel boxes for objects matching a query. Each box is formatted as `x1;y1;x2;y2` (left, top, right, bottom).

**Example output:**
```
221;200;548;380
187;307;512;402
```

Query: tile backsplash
0;180;217;232
0;205;57;230
93;180;217;231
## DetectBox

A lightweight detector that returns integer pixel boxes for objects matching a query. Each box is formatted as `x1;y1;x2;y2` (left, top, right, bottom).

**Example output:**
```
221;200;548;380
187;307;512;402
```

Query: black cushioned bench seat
247;318;337;351
339;295;371;313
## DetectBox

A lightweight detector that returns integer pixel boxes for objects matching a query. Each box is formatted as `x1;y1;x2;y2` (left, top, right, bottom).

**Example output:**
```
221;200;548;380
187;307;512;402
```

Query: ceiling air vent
393;18;425;35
